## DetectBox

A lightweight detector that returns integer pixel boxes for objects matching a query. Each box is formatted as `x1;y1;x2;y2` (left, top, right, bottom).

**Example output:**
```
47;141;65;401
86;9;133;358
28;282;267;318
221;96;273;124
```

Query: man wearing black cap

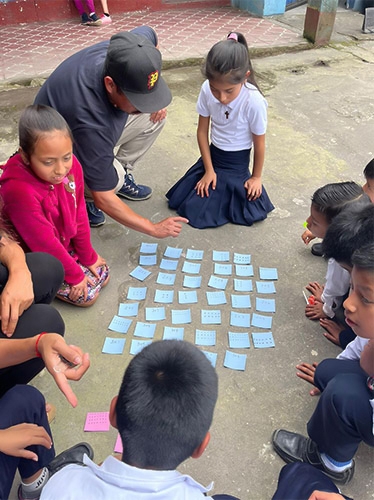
34;26;187;236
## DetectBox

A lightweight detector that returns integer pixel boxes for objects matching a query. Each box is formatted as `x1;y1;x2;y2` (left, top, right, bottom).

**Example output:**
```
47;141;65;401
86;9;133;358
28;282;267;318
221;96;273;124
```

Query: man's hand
296;362;320;396
37;334;90;407
149;108;167;123
0;424;52;461
151;217;188;238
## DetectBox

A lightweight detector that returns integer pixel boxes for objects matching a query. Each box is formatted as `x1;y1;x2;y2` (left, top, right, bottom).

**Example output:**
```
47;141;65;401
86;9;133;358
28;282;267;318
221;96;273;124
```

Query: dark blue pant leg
0;385;55;500
308;359;374;462
272;463;343;500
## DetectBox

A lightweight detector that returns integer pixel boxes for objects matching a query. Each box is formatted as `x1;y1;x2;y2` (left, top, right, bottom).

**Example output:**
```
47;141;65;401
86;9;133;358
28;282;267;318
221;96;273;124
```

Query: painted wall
0;0;230;26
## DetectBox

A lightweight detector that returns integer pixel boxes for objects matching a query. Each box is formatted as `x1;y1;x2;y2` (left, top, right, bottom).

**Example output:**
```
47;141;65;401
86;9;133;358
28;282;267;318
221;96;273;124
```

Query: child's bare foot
319;318;344;346
305;281;324;302
305;301;326;320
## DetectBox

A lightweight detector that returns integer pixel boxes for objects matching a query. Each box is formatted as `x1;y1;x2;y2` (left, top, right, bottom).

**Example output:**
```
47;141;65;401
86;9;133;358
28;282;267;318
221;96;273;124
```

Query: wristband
35;332;47;358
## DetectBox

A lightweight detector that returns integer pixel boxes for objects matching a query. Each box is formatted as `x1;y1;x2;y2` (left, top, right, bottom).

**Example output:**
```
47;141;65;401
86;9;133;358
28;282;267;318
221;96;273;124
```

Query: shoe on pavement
85;13;102;26
48;442;94;476
100;14;112;24
117;172;152;201
271;429;354;484
86;201;106;227
80;13;90;24
311;242;324;257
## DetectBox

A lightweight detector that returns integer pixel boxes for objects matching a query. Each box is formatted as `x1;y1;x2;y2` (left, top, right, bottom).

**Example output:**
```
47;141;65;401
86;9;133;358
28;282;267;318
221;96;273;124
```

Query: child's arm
195;115;217;198
244;133;265;201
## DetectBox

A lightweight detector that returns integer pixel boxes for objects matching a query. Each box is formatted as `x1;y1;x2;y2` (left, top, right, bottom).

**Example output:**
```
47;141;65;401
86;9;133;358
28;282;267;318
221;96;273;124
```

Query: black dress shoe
271;429;354;484
48;442;94;476
311;242;324;257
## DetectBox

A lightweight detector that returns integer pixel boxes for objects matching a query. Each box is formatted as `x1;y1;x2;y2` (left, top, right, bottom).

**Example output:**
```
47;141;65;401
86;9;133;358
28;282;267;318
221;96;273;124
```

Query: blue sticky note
127;287;147;300
130;266;151;282
256;281;276;294
228;332;250;349
195;329;216;346
213;250;230;262
233;279;253;292
118;302;139;317
183;275;202;288
145;307;166;321
154;289;174;304
233;253;251;265
206;291;227;306
163;326;184;340
171;309;192;324
156;272;176;286
182;261;201;274
201;310;221;325
186;249;204;260
102;337;126;354
139;254;157;266
178;290;198;304
164;246;183;259
251;313;273;329
230;312;251;328
214;263;232;276
252;332;275;348
140;242;158;254
208;275;228;290
129;339;152;355
133;322;156;338
256;297;276;313
160;259;178;271
201;350;218;368
235;264;254;277
224;350;247;371
231;294;251;309
108;316;132;334
259;267;278;280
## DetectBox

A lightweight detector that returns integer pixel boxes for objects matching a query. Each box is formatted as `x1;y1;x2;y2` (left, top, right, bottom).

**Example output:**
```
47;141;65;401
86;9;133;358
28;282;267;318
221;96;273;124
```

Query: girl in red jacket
0;105;109;307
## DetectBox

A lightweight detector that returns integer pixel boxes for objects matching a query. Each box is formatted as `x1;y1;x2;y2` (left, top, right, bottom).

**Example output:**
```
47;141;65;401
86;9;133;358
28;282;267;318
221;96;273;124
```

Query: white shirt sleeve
321;259;350;318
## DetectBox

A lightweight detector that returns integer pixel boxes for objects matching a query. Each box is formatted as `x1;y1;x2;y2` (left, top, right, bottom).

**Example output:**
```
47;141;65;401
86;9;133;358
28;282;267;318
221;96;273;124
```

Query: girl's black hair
203;31;260;90
19;104;73;159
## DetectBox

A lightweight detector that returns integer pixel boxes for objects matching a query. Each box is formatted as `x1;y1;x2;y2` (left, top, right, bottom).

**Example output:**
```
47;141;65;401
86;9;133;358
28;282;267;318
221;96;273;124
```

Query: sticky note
186;249;204;260
156;272;176;286
182;261;201;274
178;290;198;304
118;302;139;317
164;246;183;259
256;297;276;313
108;316;132;334
252;332;275;348
235;265;254;277
140;242;158;254
84;412;110;432
130;339;152;355
224;351;247;371
214;263;232;276
171;309;192;324
231;294;251;309
208;275;228;290
201;310;221;325
213;250;230;262
163;326;184;340
195;329;216;346
127;287;147;300
201;350;218;368
102;337;126;354
139;254;157;266
130;266;151;282
154;289;174;304
233;253;251;265
234;279;253;292
259;267;278;280
206;291;227;306
251;313;273;329
228;332;250;349
160;259;178;271
183;275;202;288
133;322;156;338
256;281;276;294
145;307;166;321
230;312;251;328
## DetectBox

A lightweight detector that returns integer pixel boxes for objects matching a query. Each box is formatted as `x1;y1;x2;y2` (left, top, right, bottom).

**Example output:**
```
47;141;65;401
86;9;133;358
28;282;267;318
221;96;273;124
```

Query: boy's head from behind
307;181;367;239
363;158;374;203
322;204;374;269
112;340;218;470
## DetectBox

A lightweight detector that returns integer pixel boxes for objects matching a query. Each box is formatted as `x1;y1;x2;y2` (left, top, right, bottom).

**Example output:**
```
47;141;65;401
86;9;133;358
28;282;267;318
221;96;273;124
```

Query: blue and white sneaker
117;172;152;201
86;202;106;227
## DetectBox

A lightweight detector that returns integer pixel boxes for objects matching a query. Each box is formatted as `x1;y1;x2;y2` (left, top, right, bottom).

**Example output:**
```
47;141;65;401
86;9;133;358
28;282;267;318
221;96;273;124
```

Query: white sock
21;467;49;499
320;452;352;472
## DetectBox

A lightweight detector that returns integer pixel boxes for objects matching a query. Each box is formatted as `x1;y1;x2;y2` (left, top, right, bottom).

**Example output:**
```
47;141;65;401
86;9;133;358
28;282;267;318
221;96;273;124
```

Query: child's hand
244;176;262;201
69;276;93;302
319;318;344;346
87;255;107;280
296;362;321;396
305;301;326;320
301;229;316;245
306;281;324;302
195;172;217;198
0;424;52;460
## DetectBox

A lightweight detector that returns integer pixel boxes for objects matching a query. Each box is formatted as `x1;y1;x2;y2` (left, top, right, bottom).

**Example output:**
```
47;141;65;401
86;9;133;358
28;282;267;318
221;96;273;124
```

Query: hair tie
227;32;238;42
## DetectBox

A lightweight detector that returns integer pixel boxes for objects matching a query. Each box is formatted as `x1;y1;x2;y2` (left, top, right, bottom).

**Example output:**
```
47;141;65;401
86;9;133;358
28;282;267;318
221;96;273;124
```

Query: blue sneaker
117;172;152;201
86;202;106;227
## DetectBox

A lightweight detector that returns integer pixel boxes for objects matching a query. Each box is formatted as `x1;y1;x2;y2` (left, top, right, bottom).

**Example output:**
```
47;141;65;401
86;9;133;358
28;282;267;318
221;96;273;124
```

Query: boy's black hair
19;104;73;159
203;31;260;90
322;203;374;266
351;243;374;272
363;158;374;180
115;340;218;470
311;181;368;223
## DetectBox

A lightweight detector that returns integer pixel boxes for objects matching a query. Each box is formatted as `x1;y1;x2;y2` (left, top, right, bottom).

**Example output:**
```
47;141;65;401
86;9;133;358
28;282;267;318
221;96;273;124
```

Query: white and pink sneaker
100;15;112;24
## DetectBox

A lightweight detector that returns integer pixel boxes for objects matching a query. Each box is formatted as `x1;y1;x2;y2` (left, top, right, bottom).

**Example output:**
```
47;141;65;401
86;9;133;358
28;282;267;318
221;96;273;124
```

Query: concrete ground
1;7;373;500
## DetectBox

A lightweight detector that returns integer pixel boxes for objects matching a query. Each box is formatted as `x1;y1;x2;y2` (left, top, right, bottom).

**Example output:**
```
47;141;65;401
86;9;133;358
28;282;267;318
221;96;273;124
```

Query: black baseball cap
104;31;172;113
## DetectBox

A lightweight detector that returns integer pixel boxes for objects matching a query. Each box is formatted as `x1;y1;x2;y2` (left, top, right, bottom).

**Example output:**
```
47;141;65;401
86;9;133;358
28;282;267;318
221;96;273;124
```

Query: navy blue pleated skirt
166;144;274;229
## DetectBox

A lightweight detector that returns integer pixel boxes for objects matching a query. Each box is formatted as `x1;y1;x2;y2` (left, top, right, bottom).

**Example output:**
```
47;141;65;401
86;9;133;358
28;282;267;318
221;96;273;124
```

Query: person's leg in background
25;253;64;305
100;0;112;23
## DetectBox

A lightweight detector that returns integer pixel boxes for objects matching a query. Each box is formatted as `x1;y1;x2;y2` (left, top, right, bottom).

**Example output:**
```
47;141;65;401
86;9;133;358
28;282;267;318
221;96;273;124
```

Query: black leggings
0;252;65;397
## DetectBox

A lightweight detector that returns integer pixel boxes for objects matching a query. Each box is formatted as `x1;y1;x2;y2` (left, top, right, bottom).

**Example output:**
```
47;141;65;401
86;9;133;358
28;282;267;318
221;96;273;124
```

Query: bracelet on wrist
35;332;47;358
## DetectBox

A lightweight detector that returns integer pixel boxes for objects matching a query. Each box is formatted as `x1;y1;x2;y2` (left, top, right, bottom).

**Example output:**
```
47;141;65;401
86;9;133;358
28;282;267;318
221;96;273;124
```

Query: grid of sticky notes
103;244;278;371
